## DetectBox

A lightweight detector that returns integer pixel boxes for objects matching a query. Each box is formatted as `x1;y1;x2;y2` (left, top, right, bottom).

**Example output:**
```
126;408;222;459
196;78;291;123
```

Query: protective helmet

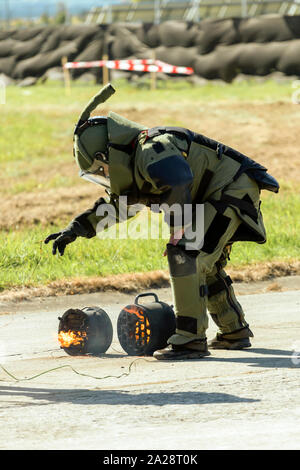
73;83;116;188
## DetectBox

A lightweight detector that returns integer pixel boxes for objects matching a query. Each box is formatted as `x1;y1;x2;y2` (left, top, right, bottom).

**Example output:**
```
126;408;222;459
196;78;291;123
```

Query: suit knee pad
166;244;198;278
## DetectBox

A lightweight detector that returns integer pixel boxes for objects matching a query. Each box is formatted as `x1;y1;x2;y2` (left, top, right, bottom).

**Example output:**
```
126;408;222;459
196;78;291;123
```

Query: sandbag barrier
1;17;300;83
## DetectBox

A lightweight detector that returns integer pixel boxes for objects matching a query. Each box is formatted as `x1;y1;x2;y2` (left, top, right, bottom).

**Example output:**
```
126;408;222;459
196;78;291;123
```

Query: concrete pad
0;288;299;450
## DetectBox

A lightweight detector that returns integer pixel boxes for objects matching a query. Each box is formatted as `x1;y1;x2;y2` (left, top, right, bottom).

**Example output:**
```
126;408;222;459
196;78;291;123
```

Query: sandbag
278;39;300;75
41;24;99;48
156;21;199;48
196;18;241;54
252;42;287;75
46;40;79;62
0;56;16;76
283;16;300;38
155;46;198;67
107;23;140;36
13;53;51;79
40;29;63;53
72;39;104;79
0;30;16;41
12;30;50;60
108;28;149;59
74;39;103;61
109;38;147;59
239;15;300;43
2;19;300;82
14;42;78;79
60;24;100;41
12;26;44;42
193;45;243;82
136;23;160;48
65;25;102;52
0;39;18;57
235;42;286;75
40;25;100;53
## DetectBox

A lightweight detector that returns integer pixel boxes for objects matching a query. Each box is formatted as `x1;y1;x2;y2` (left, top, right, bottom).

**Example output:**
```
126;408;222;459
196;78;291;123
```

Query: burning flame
58;329;87;348
124;306;151;344
124;306;144;320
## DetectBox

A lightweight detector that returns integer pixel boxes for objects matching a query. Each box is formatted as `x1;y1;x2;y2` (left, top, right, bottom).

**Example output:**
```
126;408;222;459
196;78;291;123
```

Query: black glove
44;203;102;256
44;228;77;256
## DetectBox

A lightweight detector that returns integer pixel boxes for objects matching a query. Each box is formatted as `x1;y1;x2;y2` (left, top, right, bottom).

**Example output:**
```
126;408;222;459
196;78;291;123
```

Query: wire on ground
0;358;151;383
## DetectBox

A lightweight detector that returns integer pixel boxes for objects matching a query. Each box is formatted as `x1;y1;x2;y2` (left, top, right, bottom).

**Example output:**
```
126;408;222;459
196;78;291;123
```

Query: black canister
58;306;113;356
117;293;176;356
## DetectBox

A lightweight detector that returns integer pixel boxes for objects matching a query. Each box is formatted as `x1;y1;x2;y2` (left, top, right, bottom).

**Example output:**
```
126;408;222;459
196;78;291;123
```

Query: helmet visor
79;160;110;189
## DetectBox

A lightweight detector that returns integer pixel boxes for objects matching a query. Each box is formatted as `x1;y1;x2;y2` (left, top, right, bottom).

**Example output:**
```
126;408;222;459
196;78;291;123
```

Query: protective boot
208;326;254;350
153;338;210;361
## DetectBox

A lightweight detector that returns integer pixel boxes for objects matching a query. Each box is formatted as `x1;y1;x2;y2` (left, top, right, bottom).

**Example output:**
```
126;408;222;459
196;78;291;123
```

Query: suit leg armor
166;201;241;345
206;246;249;334
166;244;209;344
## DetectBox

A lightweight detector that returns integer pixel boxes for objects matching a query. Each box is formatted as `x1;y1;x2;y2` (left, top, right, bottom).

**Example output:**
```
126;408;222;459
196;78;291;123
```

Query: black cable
0;357;152;383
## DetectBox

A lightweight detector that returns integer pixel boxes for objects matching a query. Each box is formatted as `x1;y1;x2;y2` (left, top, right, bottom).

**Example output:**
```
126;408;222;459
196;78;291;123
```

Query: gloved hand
44;228;77;256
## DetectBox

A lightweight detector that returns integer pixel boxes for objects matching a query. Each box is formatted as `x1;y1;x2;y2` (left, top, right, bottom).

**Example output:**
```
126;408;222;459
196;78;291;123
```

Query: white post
61;56;71;96
0;79;6;105
107;4;113;23
151;50;157;91
154;0;161;25
241;0;248;18
102;54;109;86
187;0;200;23
195;0;201;22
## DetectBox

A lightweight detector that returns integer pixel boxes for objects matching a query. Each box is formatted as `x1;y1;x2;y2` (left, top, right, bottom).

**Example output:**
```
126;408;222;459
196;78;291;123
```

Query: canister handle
134;292;159;305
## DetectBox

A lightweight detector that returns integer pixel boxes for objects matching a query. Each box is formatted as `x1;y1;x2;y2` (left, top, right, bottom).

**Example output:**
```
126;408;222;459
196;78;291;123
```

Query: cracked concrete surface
0;286;299;450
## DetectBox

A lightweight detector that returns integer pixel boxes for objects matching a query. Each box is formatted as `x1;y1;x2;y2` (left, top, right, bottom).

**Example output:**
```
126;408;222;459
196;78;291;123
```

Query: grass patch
0;189;299;292
231;190;300;265
0;226;168;291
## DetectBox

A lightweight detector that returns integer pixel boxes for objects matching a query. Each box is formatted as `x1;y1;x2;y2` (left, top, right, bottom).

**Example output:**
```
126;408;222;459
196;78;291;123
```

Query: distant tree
54;2;67;24
40;12;50;25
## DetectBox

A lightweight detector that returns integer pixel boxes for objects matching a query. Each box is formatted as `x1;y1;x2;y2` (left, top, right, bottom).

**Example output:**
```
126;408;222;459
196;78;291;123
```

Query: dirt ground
0;282;300;450
2;100;299;231
1;265;300;303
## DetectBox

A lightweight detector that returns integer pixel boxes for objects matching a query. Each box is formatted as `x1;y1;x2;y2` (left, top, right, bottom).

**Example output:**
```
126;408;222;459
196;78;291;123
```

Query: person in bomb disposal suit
45;84;279;360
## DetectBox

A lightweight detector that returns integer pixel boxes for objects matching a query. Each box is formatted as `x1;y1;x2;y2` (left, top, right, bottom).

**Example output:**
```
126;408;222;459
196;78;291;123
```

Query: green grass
0;79;299;291
232;190;300;265
2;76;296;115
0;190;299;291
